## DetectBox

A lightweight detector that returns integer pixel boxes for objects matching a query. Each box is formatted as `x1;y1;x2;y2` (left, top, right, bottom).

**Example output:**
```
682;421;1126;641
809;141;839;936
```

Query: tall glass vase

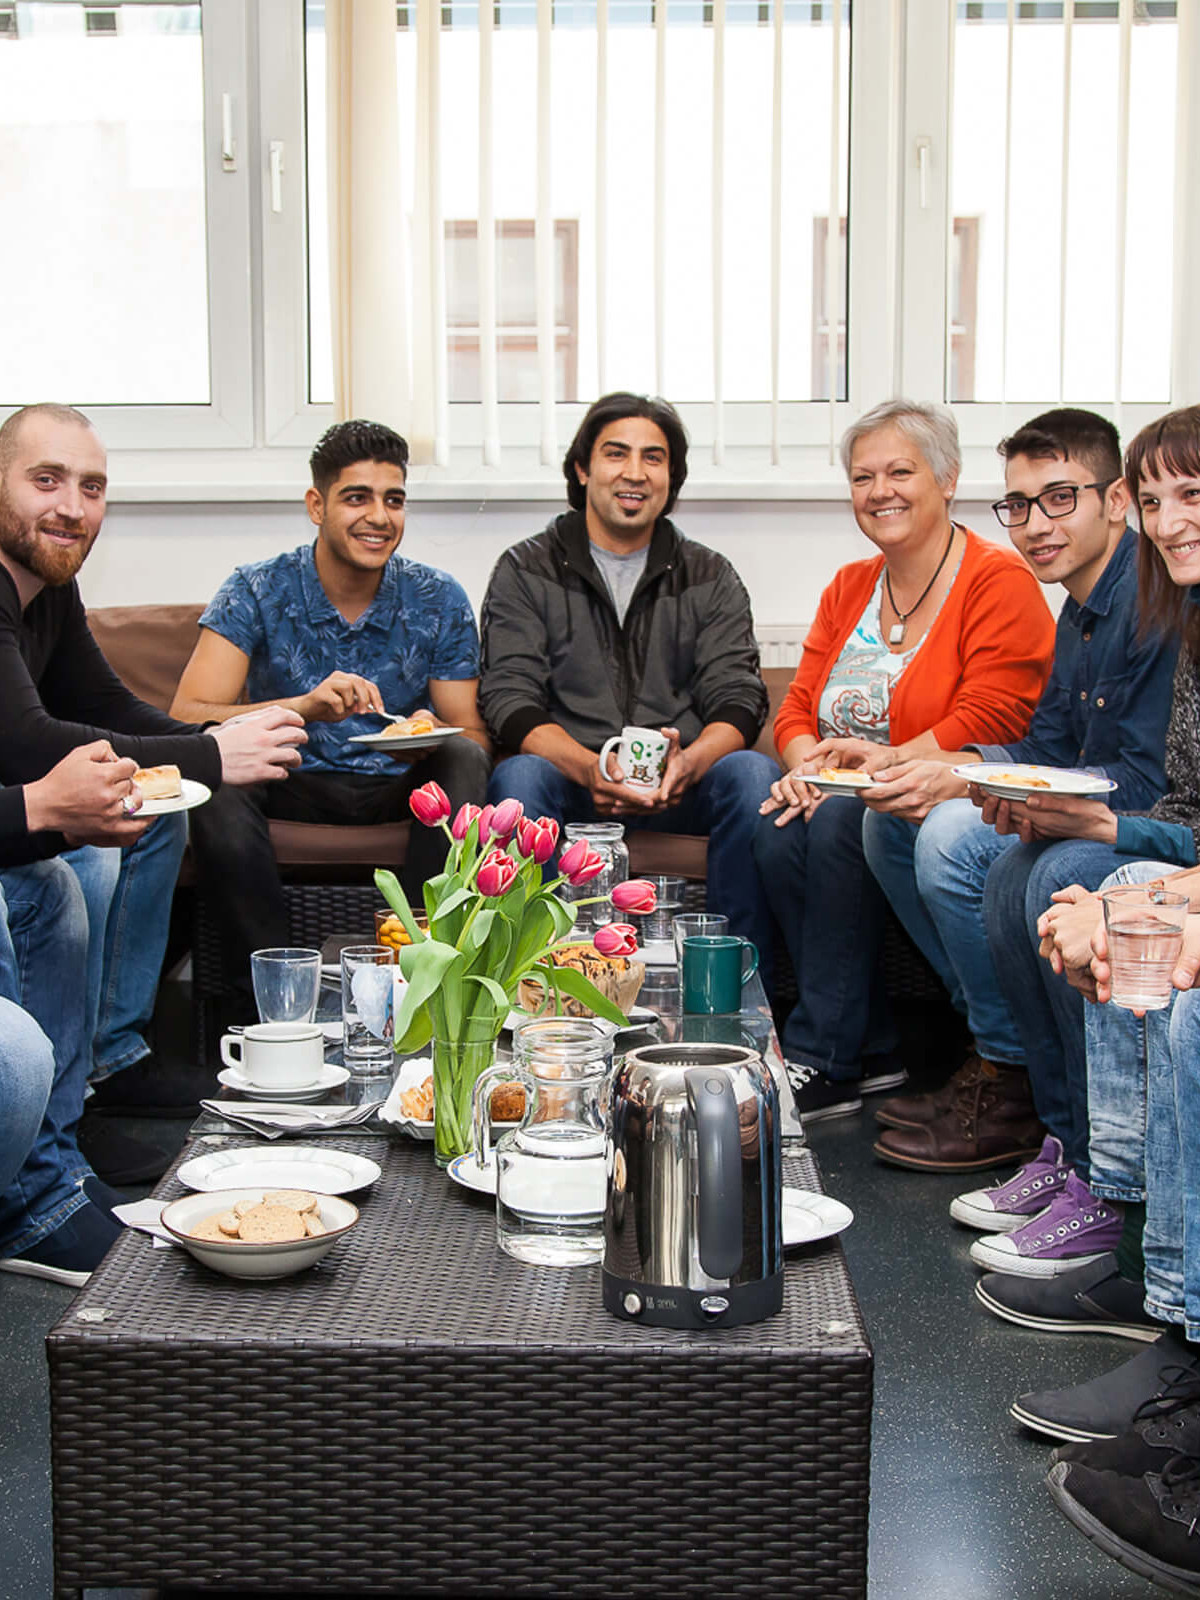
432;1030;499;1168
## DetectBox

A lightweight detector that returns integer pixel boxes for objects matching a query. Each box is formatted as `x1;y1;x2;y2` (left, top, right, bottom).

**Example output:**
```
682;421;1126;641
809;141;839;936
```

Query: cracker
236;1203;307;1243
189;1214;235;1242
215;1211;241;1236
263;1189;319;1214
303;1212;327;1237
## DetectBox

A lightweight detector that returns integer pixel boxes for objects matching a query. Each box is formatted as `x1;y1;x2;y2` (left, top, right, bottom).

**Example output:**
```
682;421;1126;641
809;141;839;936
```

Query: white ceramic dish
951;762;1118;803
137;778;212;817
349;726;463;752
782;1187;854;1247
160;1187;359;1280
503;1004;658;1037
378;1057;524;1141
175;1143;381;1195
217;1062;350;1102
803;770;878;798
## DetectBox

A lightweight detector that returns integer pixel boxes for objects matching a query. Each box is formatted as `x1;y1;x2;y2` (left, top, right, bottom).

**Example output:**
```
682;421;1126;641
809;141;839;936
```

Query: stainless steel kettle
603;1042;783;1329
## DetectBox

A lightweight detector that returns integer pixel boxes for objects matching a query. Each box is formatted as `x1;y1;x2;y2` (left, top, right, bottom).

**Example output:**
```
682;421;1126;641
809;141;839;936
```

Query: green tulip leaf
374;868;422;944
525;961;628;1025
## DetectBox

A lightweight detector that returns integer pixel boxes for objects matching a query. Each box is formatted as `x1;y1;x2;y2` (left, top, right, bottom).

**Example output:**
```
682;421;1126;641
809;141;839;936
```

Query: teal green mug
681;935;759;1014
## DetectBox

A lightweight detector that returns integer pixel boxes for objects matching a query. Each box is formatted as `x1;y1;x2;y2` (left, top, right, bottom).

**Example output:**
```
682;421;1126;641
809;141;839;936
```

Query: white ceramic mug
220;1022;325;1089
598;726;670;791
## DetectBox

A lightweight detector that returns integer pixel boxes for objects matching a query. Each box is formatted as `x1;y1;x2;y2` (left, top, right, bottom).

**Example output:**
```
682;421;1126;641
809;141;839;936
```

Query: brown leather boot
874;1053;986;1130
873;1058;1045;1172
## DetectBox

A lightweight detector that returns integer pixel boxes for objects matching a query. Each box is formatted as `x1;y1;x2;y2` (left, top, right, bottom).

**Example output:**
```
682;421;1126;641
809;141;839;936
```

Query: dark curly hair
998;407;1122;484
309;419;409;495
562;393;688;516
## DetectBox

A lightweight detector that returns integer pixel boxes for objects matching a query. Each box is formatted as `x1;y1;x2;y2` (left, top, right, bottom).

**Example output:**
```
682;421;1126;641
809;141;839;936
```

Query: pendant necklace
884;524;956;648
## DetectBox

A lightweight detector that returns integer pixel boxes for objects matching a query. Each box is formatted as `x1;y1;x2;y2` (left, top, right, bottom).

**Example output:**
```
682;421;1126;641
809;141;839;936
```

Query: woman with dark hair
751;399;1056;1122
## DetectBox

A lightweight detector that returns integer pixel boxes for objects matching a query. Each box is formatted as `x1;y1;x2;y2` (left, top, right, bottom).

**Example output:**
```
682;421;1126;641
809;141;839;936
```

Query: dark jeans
984;838;1138;1175
488;750;778;987
190;739;491;999
752;795;900;1080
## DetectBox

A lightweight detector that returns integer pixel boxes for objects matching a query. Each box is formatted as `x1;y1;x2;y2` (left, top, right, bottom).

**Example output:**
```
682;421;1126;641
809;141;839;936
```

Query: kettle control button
699;1295;730;1317
705;1077;725;1095
622;1292;644;1316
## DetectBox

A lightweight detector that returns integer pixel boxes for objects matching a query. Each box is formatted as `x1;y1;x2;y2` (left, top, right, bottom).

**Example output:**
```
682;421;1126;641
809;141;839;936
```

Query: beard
0;488;97;587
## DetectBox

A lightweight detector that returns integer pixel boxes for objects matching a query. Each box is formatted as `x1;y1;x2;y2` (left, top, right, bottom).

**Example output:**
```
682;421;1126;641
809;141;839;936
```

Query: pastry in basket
517;941;644;1019
132;763;182;801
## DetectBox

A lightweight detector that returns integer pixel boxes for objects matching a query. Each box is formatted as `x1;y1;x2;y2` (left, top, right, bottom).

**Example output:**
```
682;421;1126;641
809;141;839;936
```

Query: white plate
803;770;878;797
137;778;212;817
176;1144;382;1195
217;1062;350;1103
952;761;1118;803
447;1152;498;1195
503;1004;658;1037
782;1187;854;1247
348;726;463;752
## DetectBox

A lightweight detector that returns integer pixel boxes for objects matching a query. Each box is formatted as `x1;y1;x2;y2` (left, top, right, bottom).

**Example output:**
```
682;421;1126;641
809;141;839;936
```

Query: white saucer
782;1186;854;1247
447;1152;497;1195
176;1143;382;1195
217;1062;350;1102
137;778;212;817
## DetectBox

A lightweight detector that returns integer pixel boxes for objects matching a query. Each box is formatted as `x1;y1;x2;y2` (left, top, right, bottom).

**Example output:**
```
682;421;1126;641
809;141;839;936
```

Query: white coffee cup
598;726;670;791
220;1022;325;1090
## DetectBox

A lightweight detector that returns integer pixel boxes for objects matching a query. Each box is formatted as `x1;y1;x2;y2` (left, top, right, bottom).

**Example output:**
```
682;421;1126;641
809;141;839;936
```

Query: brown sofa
86;602;793;882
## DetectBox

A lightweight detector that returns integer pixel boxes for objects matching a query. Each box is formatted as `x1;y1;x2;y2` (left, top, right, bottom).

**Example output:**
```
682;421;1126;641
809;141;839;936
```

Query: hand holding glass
1101;886;1189;1011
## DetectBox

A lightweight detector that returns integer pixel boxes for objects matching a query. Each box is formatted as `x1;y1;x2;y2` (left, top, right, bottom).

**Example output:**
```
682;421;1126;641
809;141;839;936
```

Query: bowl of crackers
160;1187;359;1280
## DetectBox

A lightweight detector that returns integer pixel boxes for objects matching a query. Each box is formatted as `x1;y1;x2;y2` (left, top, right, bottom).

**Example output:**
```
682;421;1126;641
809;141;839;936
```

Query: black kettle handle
685;1068;743;1279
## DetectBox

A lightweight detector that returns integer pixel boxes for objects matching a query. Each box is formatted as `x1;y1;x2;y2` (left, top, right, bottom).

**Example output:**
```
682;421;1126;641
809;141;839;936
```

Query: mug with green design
598;725;670;791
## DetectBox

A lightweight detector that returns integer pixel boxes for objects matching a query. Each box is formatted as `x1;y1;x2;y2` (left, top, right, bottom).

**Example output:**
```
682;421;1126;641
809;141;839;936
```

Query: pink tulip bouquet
375;784;658;1163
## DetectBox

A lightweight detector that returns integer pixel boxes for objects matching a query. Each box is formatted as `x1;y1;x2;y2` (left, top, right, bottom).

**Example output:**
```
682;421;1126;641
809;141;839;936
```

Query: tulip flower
593;922;638;957
611;878;657;914
489;797;524;842
476;803;496;843
534;815;560;849
451;802;482;841
516;816;558;865
559;839;607;886
409;781;451;827
476;848;519;897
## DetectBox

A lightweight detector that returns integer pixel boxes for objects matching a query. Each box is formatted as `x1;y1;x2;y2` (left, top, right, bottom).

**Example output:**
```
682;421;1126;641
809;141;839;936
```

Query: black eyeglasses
992;480;1116;529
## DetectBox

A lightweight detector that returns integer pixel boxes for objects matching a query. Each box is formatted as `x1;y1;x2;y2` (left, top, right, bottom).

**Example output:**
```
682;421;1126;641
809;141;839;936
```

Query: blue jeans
64;812;188;1079
862;801;1020;1056
751;795;899;1079
983;837;1139;1174
0;860;98;1256
489;750;779;986
0;998;54;1196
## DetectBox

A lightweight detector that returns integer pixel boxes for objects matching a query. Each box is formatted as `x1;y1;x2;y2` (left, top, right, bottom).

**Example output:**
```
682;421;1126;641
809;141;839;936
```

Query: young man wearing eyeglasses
854;410;1177;1264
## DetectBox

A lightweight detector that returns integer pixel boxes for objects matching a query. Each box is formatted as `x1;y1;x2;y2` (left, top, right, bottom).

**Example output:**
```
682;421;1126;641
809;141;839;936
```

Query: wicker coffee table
48;1136;872;1597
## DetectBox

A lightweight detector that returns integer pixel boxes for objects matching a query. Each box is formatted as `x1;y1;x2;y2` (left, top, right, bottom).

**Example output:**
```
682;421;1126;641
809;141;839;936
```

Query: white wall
79;496;1022;631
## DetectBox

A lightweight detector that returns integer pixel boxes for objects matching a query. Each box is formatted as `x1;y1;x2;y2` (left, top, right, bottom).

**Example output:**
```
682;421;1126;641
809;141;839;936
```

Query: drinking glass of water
1101;885;1189;1011
641;876;686;943
250;947;322;1024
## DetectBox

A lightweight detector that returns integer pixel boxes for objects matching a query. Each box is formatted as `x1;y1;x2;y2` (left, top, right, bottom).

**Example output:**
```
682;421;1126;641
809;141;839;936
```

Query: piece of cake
132;764;183;801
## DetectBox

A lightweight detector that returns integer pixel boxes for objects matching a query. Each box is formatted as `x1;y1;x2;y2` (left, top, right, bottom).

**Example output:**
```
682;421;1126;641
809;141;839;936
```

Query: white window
1;0;1197;491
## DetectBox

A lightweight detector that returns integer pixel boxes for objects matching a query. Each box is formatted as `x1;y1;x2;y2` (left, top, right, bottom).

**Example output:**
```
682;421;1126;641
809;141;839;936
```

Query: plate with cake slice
349;724;464;753
951;762;1117;803
132;765;212;816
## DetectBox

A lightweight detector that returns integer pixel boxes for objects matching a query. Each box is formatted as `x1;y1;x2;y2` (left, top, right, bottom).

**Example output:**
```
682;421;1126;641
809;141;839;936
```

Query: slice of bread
133;764;183;801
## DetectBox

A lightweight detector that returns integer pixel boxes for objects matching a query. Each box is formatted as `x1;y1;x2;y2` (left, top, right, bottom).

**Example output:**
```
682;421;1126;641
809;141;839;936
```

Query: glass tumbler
340;944;395;1072
560;822;629;936
250;947;321;1024
641;876;686;943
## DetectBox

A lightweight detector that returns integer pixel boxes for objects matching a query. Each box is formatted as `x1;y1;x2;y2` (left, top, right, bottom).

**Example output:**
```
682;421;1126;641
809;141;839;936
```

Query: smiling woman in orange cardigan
753;400;1055;1124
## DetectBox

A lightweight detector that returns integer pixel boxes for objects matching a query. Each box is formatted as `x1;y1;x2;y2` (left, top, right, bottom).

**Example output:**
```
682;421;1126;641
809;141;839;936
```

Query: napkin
197;1099;381;1139
378;1056;434;1128
113;1198;174;1248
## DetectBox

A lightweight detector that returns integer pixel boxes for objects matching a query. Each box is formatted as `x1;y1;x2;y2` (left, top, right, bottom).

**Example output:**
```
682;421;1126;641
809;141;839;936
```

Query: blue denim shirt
200;542;479;775
971;529;1177;812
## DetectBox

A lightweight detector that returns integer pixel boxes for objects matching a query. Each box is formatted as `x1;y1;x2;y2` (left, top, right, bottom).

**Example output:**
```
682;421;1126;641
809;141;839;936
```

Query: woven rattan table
48;1136;872;1597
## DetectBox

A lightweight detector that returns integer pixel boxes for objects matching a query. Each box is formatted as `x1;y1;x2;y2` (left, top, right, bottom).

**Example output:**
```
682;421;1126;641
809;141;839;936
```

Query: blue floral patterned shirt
199;542;480;775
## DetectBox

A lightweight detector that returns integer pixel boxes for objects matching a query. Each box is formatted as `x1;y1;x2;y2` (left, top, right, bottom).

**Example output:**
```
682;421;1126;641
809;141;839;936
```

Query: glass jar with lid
560;822;629;935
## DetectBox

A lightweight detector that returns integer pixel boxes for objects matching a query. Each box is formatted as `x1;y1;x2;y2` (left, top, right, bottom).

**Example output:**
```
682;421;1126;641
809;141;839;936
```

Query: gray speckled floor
0;993;1165;1600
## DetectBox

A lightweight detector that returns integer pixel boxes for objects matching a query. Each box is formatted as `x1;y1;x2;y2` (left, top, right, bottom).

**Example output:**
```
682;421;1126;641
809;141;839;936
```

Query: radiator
755;625;808;669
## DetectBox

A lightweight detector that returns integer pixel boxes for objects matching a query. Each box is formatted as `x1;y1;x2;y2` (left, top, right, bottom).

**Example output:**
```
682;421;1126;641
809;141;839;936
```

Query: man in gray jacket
479;392;778;965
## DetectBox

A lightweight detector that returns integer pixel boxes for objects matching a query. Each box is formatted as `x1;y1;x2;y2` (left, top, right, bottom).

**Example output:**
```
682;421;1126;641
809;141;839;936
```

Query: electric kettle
603;1042;783;1329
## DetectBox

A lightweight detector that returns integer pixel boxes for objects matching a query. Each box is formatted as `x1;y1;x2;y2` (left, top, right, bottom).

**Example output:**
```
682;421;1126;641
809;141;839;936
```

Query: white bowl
160;1187;359;1280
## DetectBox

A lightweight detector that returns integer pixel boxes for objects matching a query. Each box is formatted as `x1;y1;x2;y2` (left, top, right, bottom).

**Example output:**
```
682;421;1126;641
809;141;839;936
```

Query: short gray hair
839;399;961;489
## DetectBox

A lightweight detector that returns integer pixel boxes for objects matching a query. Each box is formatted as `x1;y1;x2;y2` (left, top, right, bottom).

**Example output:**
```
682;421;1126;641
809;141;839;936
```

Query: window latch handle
915;136;931;210
269;141;285;213
221;93;237;173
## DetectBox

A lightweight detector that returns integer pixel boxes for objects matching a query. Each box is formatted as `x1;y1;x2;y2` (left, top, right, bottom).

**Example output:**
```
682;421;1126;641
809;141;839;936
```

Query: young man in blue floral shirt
175;419;490;1007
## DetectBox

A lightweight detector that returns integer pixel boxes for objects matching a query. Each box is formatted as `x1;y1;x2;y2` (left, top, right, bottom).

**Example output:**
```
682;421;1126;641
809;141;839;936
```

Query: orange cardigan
773;528;1056;757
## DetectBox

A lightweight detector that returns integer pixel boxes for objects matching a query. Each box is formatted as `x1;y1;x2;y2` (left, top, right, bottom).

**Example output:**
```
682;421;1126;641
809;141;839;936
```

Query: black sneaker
785;1062;863;1124
1047;1455;1200;1597
0;1200;121;1288
975;1254;1160;1342
859;1066;908;1096
1010;1329;1200;1444
88;1054;218;1119
1053;1384;1200;1478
